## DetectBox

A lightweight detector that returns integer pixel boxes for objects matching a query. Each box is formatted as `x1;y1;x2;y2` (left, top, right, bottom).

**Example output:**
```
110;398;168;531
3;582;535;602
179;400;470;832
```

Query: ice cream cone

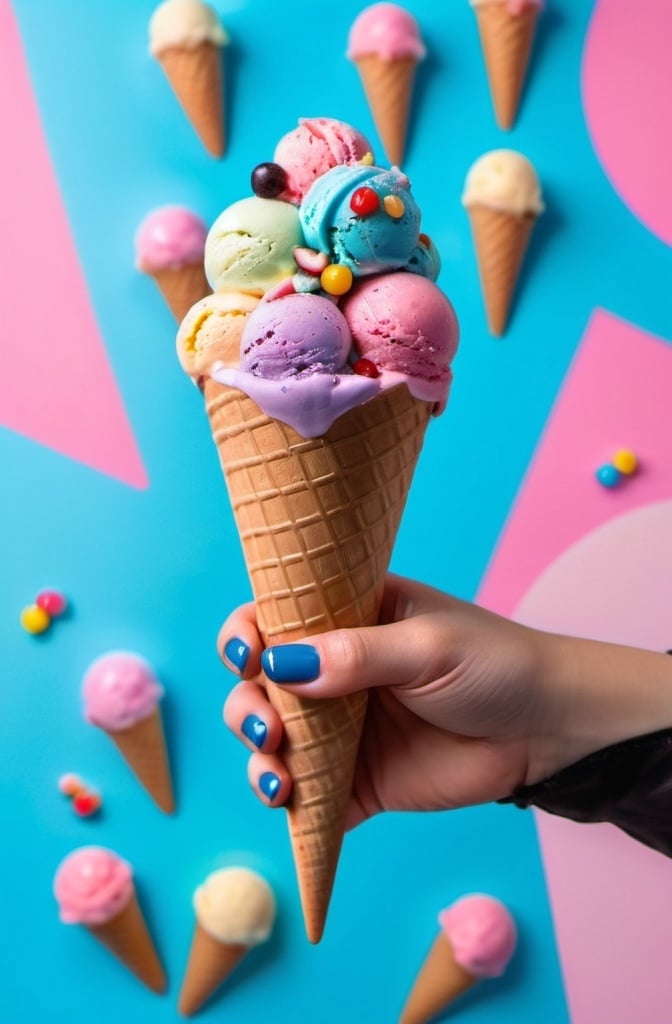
354;55;417;166
399;932;476;1024
203;378;432;942
475;3;538;130
158;41;225;156
467;204;536;336
88;890;167;993
178;923;247;1016
107;708;175;814
150;261;211;323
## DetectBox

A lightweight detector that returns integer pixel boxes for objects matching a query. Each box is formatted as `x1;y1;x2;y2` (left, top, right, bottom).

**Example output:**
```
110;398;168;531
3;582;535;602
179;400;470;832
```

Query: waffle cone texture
467;204;536;336
150;262;211;323
203;379;431;941
107;707;175;814
475;4;538;130
178;923;247;1016
399;932;476;1024
354;55;417;166
158;42;225;156
87;891;166;993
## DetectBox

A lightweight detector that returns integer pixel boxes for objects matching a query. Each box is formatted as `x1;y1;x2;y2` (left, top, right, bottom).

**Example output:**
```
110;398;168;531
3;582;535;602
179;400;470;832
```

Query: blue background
4;0;666;1021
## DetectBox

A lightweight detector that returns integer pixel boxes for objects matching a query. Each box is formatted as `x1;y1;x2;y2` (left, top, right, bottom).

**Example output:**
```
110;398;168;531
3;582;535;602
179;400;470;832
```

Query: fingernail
224;637;249;673
261;644;320;683
241;714;267;749
259;771;281;802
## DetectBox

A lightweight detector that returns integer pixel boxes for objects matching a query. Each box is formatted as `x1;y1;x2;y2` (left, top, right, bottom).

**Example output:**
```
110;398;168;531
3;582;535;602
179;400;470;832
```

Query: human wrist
527;632;672;786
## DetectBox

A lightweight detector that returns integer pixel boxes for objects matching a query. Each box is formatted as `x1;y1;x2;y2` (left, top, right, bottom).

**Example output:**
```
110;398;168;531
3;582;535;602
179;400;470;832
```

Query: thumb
260;619;432;697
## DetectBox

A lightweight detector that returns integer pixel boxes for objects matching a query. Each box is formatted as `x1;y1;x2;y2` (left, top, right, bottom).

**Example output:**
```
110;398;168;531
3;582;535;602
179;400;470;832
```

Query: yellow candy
360;151;374;166
612;449;638;475
21;604;51;634
321;264;353;296
383;194;405;218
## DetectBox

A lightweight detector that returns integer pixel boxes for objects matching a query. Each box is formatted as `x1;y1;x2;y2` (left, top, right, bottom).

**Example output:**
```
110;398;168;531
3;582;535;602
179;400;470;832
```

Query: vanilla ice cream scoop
462;149;544;216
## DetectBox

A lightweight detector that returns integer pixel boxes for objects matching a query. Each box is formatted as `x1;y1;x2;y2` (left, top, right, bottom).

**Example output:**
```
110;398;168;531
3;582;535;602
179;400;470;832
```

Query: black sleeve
498;728;672;857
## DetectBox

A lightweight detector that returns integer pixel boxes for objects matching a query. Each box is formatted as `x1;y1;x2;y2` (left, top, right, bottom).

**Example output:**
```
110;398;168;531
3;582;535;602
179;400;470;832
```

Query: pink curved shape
582;0;672;246
515;503;672;1024
0;2;147;488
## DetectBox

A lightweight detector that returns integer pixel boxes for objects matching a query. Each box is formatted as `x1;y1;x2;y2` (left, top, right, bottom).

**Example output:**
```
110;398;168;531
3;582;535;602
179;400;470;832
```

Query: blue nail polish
224;637;249;673
259;771;281;802
261;644;320;683
242;714;267;749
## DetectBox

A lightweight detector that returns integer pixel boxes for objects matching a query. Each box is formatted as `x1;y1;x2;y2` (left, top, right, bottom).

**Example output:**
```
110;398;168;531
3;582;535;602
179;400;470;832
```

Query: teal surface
3;0;650;1020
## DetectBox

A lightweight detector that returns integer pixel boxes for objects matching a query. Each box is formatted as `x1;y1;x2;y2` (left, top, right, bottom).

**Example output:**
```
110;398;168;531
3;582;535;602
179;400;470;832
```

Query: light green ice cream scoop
205;196;303;294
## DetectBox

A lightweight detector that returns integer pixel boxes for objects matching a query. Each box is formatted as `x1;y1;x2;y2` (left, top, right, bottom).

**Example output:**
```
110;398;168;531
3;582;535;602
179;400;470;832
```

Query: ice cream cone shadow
131;875;169;993
399;48;440;168
522;5;564;119
157;687;179;812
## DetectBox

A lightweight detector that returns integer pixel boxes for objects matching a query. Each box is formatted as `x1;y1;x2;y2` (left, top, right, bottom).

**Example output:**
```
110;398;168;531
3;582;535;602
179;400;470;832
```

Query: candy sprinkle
36;590;67;617
612;449;638;475
320;264;353;296
21;604;51;635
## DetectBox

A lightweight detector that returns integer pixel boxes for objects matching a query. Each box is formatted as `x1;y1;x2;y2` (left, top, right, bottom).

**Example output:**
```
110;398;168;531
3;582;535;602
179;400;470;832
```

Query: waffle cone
150;262;210;323
107;708;175;814
354;55;417;166
203;379;432;941
158;42;225;156
87;890;166;993
399;932;477;1024
178;923;247;1016
467;204;536;336
475;4;538;129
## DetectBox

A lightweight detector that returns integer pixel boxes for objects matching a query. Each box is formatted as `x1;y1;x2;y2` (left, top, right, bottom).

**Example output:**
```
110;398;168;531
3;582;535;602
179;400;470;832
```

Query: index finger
217;600;264;678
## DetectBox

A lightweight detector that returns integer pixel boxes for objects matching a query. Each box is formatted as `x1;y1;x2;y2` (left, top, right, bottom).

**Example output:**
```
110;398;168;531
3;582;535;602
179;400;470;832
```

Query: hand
219;574;672;829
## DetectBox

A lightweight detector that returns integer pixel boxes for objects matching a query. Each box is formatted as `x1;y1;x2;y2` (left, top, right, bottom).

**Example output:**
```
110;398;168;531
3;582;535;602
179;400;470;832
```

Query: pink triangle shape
0;2;148;489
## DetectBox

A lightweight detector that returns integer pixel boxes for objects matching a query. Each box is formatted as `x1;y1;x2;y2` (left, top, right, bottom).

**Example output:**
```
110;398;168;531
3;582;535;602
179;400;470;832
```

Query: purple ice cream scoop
240;292;352;379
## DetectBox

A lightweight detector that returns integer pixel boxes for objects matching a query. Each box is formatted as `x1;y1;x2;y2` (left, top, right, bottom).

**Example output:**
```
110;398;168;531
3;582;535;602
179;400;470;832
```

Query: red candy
353;358;380;378
350;187;380;217
36;590;67;617
73;791;101;817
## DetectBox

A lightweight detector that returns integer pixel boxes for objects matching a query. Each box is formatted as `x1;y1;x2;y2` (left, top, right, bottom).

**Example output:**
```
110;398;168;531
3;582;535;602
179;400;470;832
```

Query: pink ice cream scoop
240;291;352;379
347;2;426;61
341;272;459;391
439;894;517;978
54;847;133;926
135;205;208;271
268;118;375;206
82;652;163;732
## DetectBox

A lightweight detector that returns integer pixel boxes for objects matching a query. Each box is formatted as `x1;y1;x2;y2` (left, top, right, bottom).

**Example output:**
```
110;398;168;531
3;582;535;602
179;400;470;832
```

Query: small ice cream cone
149;0;228;157
82;651;175;814
399;894;518;1024
347;4;426;167
178;867;276;1016
54;847;166;994
135;206;210;322
150;261;211;323
474;1;540;130
158;42;225;157
468;204;536;336
107;707;175;815
400;932;476;1024
462;148;543;336
354;55;417;167
89;890;167;993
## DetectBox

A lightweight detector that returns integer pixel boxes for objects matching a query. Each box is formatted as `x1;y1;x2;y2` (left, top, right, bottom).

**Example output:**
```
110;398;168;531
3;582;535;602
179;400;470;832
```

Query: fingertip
248;753;291;807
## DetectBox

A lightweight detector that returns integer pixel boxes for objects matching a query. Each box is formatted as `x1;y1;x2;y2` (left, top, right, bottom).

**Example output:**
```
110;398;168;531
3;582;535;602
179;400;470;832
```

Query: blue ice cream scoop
299;164;423;277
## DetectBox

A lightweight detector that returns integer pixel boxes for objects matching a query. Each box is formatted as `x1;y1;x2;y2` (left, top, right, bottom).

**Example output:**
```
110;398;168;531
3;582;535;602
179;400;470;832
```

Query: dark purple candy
251;162;288;199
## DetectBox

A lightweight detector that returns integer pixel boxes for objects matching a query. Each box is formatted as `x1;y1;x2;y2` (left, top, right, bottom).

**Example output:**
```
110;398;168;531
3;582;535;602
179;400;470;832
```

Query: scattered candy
383;194;405;218
36;590;67;617
59;773;101;817
596;450;640;488
73;791;102;818
58;773;86;797
350;186;380;217
353;357;380;378
20;604;51;635
21;588;69;634
320;263;353;296
612;448;638;475
293;246;329;275
251;161;287;199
